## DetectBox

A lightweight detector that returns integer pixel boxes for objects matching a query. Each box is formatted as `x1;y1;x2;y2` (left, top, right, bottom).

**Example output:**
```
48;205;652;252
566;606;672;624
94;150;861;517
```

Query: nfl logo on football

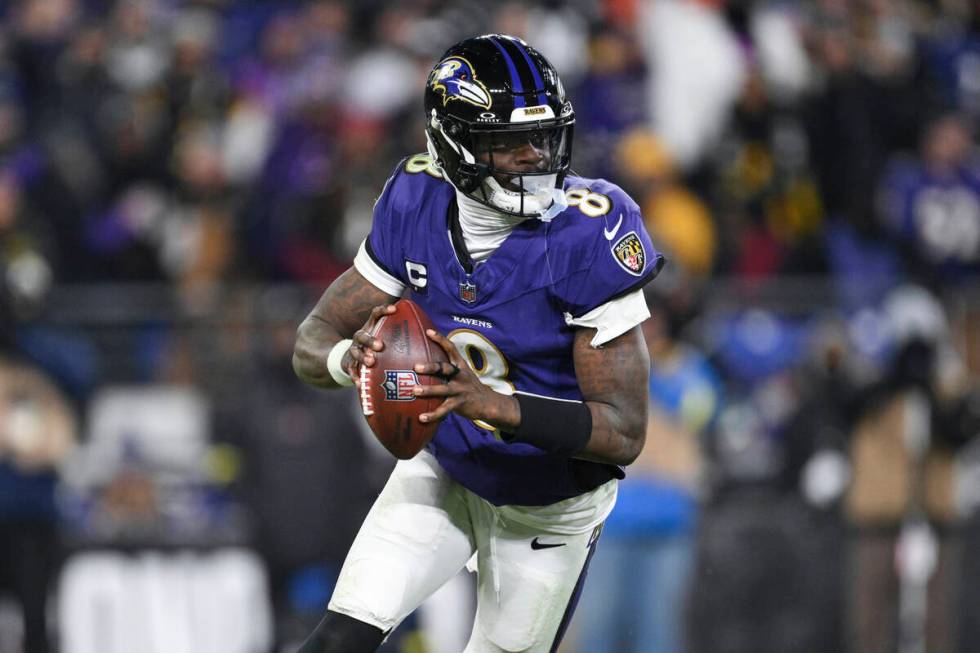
383;370;418;401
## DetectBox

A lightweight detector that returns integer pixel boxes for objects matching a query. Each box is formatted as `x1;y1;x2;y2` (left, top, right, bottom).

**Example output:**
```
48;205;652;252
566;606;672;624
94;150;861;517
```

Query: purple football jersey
365;155;664;506
879;157;980;282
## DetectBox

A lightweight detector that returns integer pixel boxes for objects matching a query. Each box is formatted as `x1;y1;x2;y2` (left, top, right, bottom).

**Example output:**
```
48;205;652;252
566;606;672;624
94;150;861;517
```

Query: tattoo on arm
573;325;650;466
309;268;397;336
293;268;398;388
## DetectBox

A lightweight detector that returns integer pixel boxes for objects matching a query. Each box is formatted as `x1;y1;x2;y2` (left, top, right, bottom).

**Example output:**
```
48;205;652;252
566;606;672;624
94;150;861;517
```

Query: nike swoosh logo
531;537;566;551
603;214;624;241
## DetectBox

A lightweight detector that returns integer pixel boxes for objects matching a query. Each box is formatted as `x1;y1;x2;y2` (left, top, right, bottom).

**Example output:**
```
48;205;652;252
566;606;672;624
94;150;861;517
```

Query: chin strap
537;187;569;223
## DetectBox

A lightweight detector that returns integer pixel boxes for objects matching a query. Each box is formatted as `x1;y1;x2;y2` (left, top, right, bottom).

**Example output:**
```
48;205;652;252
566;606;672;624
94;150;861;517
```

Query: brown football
358;299;449;459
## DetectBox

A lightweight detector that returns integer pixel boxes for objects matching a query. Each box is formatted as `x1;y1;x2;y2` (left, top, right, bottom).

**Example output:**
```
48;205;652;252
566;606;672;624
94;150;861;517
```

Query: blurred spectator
0;168;53;322
782;316;855;510
496;0;590;87
877;112;980;286
802;0;937;229
54;345;274;652
925;1;980;123
8;0;81;135
614;128;717;277
573;27;648;179
165;7;229;125
747;2;812;105
573;291;721;653
0;355;77;653
688;301;844;653
844;285;979;653
340;6;422;123
639;0;746;171
770;315;857;652
710;63;826;279
216;317;383;649
58;382;217;544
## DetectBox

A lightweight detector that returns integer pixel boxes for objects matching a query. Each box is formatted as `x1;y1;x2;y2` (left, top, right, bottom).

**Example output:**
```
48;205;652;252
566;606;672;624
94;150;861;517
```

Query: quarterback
293;34;664;652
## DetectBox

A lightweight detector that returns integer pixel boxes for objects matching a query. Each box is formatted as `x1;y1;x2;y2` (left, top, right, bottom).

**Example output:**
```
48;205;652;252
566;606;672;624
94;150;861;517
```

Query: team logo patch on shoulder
428;56;492;109
383;370;418;401
611;231;645;276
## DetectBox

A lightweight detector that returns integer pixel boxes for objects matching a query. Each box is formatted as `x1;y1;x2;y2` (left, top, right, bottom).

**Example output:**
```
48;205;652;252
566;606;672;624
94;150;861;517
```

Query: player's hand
412;329;518;428
347;304;397;387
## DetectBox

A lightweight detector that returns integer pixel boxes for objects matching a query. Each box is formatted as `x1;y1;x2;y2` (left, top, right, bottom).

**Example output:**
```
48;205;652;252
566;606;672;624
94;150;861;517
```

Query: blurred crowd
1;0;980;309
1;0;979;652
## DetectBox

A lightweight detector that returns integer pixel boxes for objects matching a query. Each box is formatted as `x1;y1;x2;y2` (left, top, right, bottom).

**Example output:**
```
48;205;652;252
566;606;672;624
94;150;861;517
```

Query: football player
293;34;664;653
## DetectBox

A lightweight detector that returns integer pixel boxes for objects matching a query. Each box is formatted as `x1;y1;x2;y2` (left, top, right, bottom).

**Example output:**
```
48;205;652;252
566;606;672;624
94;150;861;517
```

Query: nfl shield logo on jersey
383;370;418;401
611;231;645;276
459;280;477;303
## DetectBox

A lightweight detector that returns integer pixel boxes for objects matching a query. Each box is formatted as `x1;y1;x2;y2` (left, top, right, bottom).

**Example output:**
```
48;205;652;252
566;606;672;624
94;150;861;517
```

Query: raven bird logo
429;57;492;109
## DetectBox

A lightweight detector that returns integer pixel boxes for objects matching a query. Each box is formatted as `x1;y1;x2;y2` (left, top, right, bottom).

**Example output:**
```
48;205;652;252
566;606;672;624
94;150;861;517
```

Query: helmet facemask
426;111;574;220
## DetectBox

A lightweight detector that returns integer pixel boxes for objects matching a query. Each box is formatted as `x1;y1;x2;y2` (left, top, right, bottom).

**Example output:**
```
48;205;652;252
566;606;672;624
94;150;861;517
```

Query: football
358;299;449;459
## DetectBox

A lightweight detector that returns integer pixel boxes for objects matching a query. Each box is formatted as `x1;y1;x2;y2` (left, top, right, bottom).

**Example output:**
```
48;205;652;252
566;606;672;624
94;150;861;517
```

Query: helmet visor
459;122;572;216
469;124;571;191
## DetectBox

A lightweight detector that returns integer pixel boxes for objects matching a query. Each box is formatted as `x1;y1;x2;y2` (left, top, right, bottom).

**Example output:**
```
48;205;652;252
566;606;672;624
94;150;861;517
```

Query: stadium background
0;0;979;652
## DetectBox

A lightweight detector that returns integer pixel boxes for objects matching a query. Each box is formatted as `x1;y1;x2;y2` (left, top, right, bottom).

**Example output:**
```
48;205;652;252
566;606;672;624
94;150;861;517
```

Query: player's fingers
347;350;363;386
367;304;395;326
419;397;458;423
425;329;463;364
371;303;396;318
352;329;383;359
348;337;366;362
363;334;385;352
414;361;460;379
348;344;379;370
413;361;441;376
412;382;454;398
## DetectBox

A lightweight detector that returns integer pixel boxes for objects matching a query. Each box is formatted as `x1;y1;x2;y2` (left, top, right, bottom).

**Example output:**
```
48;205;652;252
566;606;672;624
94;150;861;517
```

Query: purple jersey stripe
490;37;526;108
508;37;548;106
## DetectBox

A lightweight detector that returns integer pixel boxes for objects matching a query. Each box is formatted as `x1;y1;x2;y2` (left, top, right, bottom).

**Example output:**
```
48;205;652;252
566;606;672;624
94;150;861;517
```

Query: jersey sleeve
353;240;405;296
552;189;665;321
354;161;412;295
565;288;651;347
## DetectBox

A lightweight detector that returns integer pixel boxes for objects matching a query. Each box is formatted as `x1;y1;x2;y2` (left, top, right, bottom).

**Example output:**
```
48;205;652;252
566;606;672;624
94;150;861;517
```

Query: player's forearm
577;400;647;466
475;393;522;432
498;394;645;465
293;314;351;389
495;327;650;464
294;268;400;390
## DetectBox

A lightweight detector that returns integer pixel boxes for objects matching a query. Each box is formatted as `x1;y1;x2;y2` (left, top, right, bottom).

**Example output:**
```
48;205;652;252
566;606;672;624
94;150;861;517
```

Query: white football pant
328;450;615;653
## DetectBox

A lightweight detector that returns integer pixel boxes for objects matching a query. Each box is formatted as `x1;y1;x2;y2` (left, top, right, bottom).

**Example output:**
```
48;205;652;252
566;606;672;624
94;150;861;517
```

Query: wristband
326;339;355;387
503;393;592;455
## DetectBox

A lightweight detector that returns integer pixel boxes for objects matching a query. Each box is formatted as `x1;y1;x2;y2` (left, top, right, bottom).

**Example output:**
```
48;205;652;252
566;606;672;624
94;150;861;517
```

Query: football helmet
424;34;575;220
